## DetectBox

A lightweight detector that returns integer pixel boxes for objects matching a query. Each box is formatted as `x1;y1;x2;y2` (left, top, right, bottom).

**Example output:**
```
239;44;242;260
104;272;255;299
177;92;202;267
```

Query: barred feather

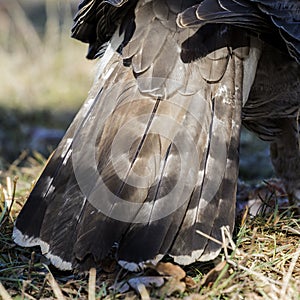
13;0;300;271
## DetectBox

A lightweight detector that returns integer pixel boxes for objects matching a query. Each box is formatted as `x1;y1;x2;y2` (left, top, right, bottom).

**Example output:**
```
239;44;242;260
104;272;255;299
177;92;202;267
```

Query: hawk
13;0;300;271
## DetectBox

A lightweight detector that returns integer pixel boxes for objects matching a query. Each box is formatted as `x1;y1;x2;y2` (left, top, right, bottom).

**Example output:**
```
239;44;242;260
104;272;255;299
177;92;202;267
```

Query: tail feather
13;0;263;271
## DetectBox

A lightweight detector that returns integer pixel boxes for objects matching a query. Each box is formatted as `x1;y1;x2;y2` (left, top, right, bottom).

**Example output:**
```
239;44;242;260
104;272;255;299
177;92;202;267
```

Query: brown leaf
184;276;197;289
128;277;164;300
183;293;207;300
128;276;165;290
159;277;186;296
156;262;186;280
200;261;227;287
124;291;139;300
110;280;130;294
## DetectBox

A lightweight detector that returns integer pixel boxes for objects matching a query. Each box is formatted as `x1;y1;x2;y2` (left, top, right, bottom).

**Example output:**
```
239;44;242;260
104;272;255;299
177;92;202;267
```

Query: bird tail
13;1;262;271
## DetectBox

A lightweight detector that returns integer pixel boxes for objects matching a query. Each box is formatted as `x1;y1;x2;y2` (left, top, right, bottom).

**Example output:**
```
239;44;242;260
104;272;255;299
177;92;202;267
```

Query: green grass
1;163;300;299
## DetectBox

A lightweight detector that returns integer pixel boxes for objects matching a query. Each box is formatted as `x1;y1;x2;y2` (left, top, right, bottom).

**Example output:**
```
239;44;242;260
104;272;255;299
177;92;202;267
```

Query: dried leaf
128;276;165;290
128;277;164;300
156;262;186;280
159;277;186;296
183;294;207;300
184;276;197;289
124;291;139;299
110;280;130;293
200;261;227;287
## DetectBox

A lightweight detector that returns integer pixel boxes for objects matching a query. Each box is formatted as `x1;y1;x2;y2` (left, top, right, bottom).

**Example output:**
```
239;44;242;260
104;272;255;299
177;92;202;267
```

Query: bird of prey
13;0;300;271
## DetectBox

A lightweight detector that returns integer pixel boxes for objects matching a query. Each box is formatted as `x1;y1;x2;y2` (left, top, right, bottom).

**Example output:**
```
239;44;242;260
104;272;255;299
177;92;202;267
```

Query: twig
221;226;241;255
88;268;96;300
36;276;48;300
0;282;13;300
221;226;229;259
28;251;35;281
280;243;300;299
7;176;18;218
0;176;18;227
282;225;300;236
136;283;150;300
46;272;66;300
226;258;281;288
196;229;234;251
23;292;36;300
221;226;282;294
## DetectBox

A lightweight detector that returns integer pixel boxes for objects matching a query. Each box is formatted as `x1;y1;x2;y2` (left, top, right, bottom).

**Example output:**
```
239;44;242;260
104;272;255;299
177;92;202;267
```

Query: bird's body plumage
13;0;300;271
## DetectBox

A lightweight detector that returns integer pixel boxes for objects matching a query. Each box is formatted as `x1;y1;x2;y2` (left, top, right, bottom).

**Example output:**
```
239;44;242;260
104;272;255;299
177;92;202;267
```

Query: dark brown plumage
13;0;300;271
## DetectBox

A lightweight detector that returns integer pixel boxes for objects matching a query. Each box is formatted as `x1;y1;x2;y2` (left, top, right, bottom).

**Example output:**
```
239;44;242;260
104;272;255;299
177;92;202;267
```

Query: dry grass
0;157;300;299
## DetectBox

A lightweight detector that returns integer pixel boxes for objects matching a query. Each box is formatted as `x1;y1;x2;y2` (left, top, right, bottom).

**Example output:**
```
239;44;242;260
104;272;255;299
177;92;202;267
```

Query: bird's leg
270;117;300;214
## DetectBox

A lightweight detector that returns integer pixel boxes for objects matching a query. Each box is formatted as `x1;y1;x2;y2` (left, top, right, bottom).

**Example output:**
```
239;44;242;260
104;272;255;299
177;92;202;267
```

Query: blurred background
0;0;274;182
0;0;93;165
